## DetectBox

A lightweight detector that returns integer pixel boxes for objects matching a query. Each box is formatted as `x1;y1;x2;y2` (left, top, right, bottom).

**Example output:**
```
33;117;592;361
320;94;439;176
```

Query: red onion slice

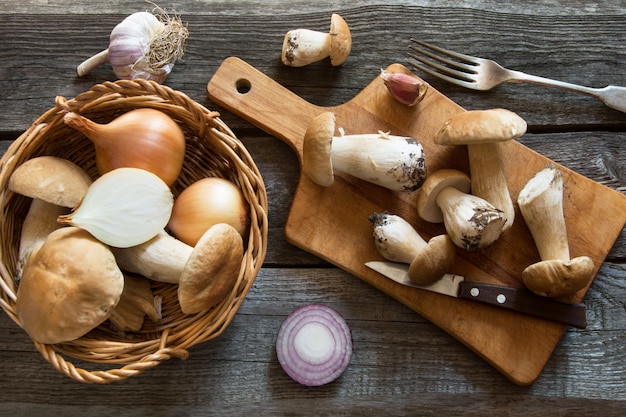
276;304;353;386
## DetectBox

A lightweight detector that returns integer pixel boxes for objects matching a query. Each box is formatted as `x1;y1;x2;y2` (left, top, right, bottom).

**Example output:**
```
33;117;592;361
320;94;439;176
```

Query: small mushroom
8;156;92;279
281;14;352;67
112;223;244;314
369;212;456;285
517;166;595;298
108;274;162;333
16;227;124;344
434;109;527;230
416;169;506;251
303;112;427;191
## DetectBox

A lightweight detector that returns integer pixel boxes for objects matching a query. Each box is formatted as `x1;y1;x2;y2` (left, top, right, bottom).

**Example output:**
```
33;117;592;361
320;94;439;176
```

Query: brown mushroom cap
8;156;92;208
434;108;527;145
417;169;471;223
178;223;244;314
329;14;352;66
302;112;336;187
522;256;595;298
16;227;124;344
408;234;456;285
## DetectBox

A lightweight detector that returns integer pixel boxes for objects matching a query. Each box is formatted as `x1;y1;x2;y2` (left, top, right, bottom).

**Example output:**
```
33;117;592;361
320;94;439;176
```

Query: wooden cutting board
207;57;626;385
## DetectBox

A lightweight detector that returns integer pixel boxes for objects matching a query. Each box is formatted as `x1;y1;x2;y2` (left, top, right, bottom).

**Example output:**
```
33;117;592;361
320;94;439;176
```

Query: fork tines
407;39;478;88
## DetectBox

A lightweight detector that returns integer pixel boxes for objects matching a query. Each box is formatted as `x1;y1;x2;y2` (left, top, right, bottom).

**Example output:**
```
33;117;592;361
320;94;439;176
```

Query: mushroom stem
282;29;331;66
417;169;505;251
517;166;569;261
111;230;193;284
436;186;505;251
467;143;515;230
331;132;427;192
369;212;427;263
16;200;67;280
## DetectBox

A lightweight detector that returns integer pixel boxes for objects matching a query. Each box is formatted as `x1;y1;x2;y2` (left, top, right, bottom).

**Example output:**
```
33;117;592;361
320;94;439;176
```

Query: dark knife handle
457;282;587;329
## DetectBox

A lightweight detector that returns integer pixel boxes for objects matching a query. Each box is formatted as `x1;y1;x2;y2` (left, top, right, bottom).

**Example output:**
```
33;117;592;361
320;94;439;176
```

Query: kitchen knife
365;261;587;329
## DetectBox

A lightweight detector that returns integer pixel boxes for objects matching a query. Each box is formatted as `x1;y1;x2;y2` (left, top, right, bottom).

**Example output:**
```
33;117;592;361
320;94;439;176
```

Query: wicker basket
0;80;268;383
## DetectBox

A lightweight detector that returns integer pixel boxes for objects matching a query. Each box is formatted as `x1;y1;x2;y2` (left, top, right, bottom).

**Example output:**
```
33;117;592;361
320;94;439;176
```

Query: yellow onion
168;177;249;246
64;108;185;186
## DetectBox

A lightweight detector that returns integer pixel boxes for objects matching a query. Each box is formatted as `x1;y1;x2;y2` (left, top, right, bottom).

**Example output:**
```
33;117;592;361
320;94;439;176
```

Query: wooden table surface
1;1;625;415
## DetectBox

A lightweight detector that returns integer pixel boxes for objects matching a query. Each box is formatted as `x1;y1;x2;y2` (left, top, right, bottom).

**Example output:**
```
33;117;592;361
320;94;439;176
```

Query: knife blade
365;261;587;329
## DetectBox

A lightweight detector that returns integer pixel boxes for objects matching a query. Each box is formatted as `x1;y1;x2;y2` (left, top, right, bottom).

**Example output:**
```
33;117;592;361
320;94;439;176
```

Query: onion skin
63;109;185;186
276;304;353;386
168;177;249;246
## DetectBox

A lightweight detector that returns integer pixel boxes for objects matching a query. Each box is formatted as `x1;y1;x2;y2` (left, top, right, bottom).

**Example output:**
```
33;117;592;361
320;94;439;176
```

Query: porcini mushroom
108;274;162;333
281;13;351;67
302;112;427;191
517;166;595;298
112;223;244;314
434;109;527;230
369;212;456;285
416;169;506;251
16;227;124;344
8;156;92;279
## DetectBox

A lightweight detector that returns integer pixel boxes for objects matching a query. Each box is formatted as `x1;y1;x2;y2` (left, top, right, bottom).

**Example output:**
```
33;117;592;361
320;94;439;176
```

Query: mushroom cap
522;256;595;298
328;14;351;66
8;156;92;208
408;234;456;285
302;112;336;187
417;169;471;223
434;108;527;145
16;227;124;344
178;223;244;314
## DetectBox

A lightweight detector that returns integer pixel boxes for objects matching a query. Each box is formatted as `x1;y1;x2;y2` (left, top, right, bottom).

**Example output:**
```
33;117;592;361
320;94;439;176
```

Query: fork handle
507;70;626;114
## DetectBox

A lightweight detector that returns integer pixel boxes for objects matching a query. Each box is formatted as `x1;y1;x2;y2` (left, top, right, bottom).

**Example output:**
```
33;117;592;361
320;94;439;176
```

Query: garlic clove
58;167;174;248
380;69;428;106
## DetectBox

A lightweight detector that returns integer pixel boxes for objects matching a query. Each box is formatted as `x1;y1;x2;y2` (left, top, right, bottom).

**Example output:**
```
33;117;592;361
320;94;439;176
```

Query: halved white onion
58;167;174;248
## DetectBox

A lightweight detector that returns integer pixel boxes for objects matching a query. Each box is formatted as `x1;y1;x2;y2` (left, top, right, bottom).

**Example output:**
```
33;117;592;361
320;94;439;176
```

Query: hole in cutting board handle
236;78;251;94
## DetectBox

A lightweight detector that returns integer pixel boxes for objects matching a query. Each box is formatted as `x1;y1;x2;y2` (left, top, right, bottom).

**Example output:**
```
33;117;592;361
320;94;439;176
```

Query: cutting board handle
207;57;325;158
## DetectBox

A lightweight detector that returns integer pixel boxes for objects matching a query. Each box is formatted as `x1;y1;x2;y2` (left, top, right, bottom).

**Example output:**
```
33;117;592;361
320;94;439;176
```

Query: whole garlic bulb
77;9;188;83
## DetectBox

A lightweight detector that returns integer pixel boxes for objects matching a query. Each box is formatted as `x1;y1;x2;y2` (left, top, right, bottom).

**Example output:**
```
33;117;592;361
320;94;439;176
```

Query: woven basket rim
0;79;269;384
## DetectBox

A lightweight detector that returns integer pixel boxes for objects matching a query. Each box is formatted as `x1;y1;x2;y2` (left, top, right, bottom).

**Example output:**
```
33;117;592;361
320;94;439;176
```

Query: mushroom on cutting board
517;166;595;298
8;156;92;279
302;112;427;191
112;223;244;314
16;227;124;344
369;212;456;285
434;108;527;230
416;169;506;251
281;14;351;67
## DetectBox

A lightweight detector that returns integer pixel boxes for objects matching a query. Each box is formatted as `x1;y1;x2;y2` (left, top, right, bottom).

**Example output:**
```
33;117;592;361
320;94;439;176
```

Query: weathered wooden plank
0;264;624;410
1;6;626;133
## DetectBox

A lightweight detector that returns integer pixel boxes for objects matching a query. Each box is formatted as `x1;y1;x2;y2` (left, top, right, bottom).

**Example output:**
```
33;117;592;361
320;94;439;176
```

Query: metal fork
408;39;626;114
